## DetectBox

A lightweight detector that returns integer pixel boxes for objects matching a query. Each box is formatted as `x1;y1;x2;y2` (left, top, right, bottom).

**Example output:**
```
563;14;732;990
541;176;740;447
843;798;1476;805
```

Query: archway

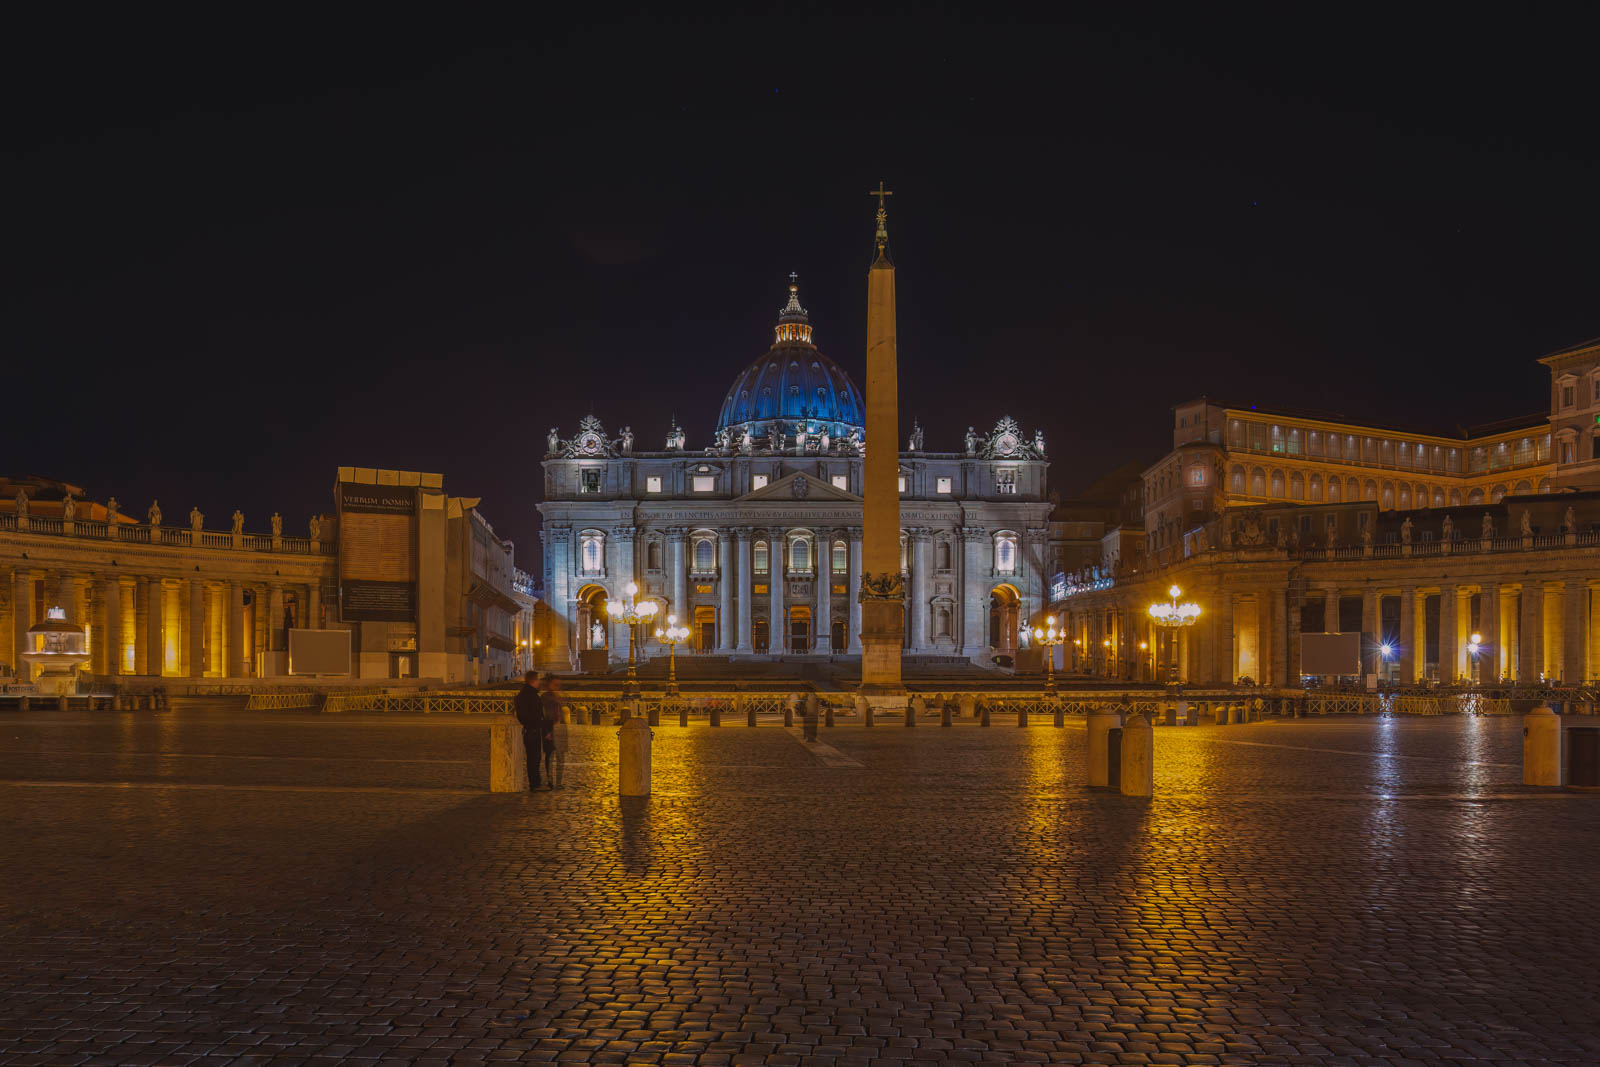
575;585;609;651
989;585;1021;652
788;605;812;654
693;605;717;652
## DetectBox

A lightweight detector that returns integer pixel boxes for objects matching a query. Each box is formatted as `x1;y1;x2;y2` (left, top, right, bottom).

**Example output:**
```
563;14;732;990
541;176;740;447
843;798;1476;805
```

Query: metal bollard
979;703;990;727
747;705;757;727
784;704;794;727
679;706;689;728
1017;707;1028;727
709;705;721;727
647;704;660;727
942;703;953;727
618;717;652;796
1164;706;1177;727
825;703;835;727
1523;704;1561;786
591;707;602;725
865;705;875;727
18;695;28;711
1053;705;1064;728
57;694;68;711
905;701;916;727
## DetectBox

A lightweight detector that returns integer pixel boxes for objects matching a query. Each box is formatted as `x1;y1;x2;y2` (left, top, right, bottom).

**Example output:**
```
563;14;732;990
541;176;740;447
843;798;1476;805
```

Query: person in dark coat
513;670;543;790
538;674;563;787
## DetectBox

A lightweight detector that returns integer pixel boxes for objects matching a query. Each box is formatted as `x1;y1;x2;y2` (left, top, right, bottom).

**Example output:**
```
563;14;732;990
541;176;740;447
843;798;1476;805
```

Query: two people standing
513;671;568;790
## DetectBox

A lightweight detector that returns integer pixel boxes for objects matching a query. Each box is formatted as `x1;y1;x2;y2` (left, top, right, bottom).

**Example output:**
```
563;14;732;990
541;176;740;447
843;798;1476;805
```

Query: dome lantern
775;272;813;344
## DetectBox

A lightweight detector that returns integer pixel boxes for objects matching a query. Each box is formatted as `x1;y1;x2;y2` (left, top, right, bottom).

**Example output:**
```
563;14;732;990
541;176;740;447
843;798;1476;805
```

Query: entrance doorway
831;617;847;653
789;606;811;654
753;618;769;652
694;606;716;652
989;585;1021;652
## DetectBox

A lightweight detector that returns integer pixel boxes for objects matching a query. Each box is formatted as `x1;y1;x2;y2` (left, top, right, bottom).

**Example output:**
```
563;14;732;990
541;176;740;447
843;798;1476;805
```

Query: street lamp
604;581;658;697
654;614;690;695
1466;631;1483;685
1147;584;1201;684
1031;615;1066;694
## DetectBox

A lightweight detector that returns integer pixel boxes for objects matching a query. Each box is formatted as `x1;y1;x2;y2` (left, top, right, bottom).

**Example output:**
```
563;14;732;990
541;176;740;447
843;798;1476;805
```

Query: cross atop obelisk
859;182;903;694
869;182;893;258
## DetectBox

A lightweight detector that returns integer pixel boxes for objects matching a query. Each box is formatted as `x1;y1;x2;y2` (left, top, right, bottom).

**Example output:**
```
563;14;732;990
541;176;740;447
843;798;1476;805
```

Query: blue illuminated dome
714;276;866;444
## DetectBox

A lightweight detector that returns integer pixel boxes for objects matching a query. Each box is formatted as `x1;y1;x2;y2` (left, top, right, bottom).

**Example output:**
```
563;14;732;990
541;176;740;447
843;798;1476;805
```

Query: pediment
738;471;859;502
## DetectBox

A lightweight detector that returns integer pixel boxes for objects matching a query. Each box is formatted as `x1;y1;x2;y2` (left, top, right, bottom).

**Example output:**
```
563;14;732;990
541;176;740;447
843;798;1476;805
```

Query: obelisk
859;182;903;693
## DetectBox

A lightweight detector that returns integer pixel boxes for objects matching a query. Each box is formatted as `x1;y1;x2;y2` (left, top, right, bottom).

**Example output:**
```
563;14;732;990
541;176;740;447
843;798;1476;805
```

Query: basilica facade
537;280;1054;669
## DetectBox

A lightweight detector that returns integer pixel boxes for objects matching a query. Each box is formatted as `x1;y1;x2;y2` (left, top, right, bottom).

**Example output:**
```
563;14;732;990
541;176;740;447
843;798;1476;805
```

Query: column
1518;582;1542;682
1439;584;1458;685
848;527;863;654
1361;588;1379;678
267;583;285;677
1213;591;1234;684
103;577;123;676
815;528;832;655
960;526;985;653
543;528;570;667
1285;587;1301;686
308;582;322;628
1544;582;1564;681
735;527;753;653
1589;583;1600;684
1324;587;1340;633
769;528;785;653
227;581;245;678
909;528;929;652
1398;587;1416;684
57;573;76;621
1257;589;1276;687
1478;582;1498;684
12;568;32;677
186;579;204;678
718;529;736;653
1563;578;1586;685
668;528;687;620
144;577;163;676
1501;588;1517;681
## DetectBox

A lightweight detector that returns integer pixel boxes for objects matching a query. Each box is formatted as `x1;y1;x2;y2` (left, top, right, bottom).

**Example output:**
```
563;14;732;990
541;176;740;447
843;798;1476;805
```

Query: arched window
580;532;605;576
646;541;662;571
1468;488;1484;505
900;531;909;573
754;540;769;574
1432;487;1446;508
1382;482;1395;509
1490;485;1506;503
1270;470;1285;498
694;537;715;572
832;540;847;574
1363;480;1378;503
1450;489;1463;506
1250;468;1266;497
995;533;1018;575
1327;476;1341;503
1229;465;1245;493
1398;485;1411;509
1308;473;1323;501
790;537;811;572
1290;472;1304;500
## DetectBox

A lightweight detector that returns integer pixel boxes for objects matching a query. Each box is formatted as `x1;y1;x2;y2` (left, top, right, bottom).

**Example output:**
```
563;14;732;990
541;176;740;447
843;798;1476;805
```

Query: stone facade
1054;336;1600;686
537;281;1053;669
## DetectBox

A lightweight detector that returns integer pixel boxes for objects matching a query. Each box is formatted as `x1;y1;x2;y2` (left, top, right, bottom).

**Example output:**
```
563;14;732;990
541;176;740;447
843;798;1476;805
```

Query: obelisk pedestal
859;184;904;695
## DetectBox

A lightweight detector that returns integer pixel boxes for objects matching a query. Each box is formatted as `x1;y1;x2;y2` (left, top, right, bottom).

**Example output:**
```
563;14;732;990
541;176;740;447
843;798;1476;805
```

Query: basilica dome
714;278;866;444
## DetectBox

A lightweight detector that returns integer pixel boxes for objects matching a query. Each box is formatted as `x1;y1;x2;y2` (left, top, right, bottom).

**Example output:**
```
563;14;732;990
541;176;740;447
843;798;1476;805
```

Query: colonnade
4;566;323;680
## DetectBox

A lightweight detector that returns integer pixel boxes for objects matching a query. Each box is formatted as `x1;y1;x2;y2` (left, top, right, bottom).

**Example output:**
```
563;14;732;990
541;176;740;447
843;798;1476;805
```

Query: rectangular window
580;470;601;494
1307;431;1322;457
1270;425;1284;453
996;469;1017;494
645;476;662;493
936;476;952;493
1536;434;1551;463
1561;441;1575;464
898;475;907;493
1249;423;1268;452
751;474;768;491
1326;435;1340;461
754;542;768;574
1562;385;1574;408
1228;419;1244;449
692;475;715;492
832;474;849;491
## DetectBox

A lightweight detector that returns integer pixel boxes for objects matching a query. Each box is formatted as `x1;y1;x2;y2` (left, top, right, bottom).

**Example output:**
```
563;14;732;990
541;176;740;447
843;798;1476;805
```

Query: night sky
10;11;1596;574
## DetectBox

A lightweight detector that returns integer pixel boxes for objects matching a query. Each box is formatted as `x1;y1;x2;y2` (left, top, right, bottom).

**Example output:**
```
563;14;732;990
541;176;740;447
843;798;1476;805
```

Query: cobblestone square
2;709;1598;1065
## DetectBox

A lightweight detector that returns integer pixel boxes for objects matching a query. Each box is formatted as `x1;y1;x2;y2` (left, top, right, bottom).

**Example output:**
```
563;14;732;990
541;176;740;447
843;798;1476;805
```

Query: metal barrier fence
243;690;321;711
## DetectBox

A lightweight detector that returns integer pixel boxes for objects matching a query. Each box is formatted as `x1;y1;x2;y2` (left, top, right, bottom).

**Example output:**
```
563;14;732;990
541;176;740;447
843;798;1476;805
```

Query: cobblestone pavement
2;709;1598;1065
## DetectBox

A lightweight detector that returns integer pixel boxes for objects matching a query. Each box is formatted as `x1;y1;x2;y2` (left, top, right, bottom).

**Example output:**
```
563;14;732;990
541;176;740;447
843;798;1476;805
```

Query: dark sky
9;10;1597;574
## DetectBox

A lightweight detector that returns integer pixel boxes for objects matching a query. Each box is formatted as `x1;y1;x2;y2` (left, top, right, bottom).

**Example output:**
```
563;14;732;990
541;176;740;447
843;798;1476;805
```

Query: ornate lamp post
605;581;658;698
654;615;690;695
1030;616;1066;695
1147;584;1201;684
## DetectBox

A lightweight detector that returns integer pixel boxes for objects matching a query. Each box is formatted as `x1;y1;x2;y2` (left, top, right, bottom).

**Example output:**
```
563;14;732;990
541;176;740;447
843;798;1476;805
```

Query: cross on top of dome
775;273;812;344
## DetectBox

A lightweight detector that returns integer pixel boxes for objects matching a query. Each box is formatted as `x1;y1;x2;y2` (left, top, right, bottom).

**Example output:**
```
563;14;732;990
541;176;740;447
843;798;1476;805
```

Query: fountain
21;606;90;696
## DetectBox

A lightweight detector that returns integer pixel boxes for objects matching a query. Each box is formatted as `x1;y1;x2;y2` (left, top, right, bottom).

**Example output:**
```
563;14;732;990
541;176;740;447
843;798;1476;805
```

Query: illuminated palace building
1054;336;1600;686
537;279;1054;667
